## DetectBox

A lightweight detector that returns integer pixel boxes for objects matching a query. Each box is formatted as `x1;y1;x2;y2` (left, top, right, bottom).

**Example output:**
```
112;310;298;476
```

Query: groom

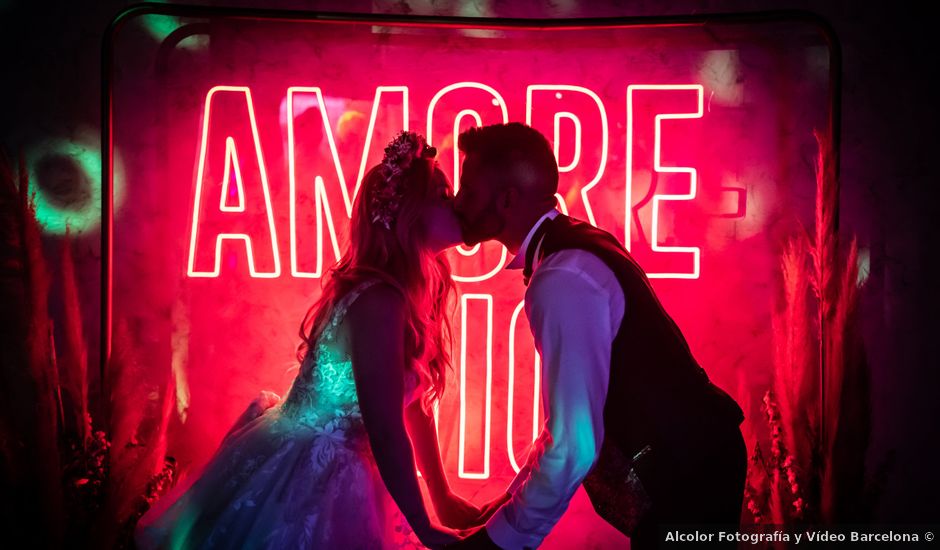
449;123;747;550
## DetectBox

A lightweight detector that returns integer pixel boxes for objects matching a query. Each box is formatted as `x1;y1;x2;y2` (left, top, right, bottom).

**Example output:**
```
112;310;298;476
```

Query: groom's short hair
458;123;558;195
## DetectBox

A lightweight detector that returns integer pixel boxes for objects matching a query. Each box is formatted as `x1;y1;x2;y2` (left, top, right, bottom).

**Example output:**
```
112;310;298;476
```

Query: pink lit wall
109;11;830;547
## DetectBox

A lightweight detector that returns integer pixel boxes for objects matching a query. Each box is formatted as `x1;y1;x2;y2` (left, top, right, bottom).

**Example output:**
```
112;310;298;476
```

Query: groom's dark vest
530;214;745;466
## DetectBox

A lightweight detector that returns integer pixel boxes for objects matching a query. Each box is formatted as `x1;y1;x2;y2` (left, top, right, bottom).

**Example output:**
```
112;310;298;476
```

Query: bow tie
522;218;553;286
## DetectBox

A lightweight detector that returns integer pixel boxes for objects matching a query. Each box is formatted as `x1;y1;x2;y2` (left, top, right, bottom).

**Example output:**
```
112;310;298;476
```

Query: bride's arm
405;399;482;528
404;400;449;500
345;285;455;545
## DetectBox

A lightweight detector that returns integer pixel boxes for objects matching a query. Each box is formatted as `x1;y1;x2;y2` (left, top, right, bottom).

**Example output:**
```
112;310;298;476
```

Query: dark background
2;0;937;525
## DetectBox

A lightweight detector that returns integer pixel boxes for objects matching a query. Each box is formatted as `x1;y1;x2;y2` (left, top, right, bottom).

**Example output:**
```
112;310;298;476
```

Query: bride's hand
433;490;485;529
414;523;461;549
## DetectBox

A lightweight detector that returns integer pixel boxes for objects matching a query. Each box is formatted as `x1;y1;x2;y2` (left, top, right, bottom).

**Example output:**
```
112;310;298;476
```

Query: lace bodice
278;279;426;428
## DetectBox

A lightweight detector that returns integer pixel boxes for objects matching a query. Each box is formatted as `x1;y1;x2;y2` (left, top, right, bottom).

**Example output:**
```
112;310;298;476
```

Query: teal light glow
26;135;125;235
140;10;208;51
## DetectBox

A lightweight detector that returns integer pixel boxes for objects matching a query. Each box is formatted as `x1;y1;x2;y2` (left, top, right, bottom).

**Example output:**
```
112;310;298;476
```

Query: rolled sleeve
486;262;615;549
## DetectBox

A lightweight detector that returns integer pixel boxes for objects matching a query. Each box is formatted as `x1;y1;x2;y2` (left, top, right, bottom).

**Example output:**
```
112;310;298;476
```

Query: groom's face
454;153;506;246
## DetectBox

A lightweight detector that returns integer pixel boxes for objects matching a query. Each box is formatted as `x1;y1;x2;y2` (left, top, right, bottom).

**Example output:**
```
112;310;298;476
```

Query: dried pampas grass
744;130;885;533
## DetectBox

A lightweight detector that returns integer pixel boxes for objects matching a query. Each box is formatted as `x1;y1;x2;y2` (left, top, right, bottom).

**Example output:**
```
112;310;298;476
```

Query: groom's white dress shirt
485;209;626;549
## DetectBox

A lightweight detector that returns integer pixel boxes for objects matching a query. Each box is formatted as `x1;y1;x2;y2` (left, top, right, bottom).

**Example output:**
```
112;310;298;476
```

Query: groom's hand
434;490;484;529
444;526;502;549
473;492;511;525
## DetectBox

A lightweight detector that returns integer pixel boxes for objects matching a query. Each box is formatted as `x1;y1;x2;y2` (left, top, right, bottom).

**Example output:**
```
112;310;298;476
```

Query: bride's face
419;172;463;254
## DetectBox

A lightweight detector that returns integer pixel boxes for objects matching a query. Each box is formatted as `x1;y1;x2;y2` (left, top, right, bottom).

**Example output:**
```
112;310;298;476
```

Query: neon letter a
188;86;280;278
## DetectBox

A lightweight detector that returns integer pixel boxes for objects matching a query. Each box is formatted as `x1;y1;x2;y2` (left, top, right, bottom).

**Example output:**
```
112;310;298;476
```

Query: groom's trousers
628;419;747;549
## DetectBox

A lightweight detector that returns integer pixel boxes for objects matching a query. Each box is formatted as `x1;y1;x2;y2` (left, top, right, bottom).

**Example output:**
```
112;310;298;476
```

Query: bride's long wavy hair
296;157;456;410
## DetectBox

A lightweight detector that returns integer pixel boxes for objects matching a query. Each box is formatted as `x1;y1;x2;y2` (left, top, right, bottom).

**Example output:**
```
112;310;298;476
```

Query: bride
135;131;481;549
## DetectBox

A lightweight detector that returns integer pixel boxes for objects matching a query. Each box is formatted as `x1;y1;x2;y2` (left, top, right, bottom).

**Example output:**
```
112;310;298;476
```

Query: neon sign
188;83;704;283
627;84;704;279
107;9;833;513
187;86;280;278
180;80;712;478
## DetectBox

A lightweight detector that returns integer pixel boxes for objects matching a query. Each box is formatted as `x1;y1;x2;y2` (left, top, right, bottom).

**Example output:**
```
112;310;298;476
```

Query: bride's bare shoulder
340;281;410;371
341;280;407;334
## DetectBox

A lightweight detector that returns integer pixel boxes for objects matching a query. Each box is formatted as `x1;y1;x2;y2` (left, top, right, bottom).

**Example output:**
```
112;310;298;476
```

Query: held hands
433;489;485;529
437;492;512;548
475;492;511;525
414;522;462;549
433;489;511;530
420;489;511;548
442;526;502;549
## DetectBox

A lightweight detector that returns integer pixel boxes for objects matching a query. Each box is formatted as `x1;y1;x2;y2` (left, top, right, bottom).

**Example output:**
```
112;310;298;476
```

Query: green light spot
26;135;125;235
143;14;181;42
140;6;208;51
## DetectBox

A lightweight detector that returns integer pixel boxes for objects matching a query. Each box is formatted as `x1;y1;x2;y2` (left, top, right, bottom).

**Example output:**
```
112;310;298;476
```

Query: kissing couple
136;124;746;550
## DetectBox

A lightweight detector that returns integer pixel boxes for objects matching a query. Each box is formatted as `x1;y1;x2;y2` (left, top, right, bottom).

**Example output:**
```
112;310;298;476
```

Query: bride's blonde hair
297;156;456;411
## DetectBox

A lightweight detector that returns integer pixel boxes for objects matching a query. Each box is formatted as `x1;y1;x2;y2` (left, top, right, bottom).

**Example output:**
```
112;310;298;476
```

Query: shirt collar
506;208;560;270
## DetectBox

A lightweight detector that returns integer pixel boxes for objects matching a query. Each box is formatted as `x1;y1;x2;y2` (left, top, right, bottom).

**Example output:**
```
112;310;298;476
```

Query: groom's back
537;215;745;464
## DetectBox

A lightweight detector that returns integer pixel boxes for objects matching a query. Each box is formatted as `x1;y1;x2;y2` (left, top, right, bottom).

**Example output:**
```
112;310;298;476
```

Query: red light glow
109;14;831;546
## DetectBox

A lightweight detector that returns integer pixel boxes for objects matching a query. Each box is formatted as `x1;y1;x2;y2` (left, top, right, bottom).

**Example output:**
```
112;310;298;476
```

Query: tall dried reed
744;130;883;533
1;149;178;548
59;227;92;447
92;320;178;548
0;152;64;546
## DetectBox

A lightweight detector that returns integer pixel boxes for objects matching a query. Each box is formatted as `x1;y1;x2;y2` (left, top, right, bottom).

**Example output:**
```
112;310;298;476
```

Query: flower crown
370;131;437;230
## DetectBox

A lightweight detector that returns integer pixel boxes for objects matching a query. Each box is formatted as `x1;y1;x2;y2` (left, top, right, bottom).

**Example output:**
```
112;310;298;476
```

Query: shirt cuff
506;462;532;494
485;505;543;550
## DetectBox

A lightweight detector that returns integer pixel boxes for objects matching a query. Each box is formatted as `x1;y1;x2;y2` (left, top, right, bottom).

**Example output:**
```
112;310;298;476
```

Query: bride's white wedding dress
135;279;428;549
